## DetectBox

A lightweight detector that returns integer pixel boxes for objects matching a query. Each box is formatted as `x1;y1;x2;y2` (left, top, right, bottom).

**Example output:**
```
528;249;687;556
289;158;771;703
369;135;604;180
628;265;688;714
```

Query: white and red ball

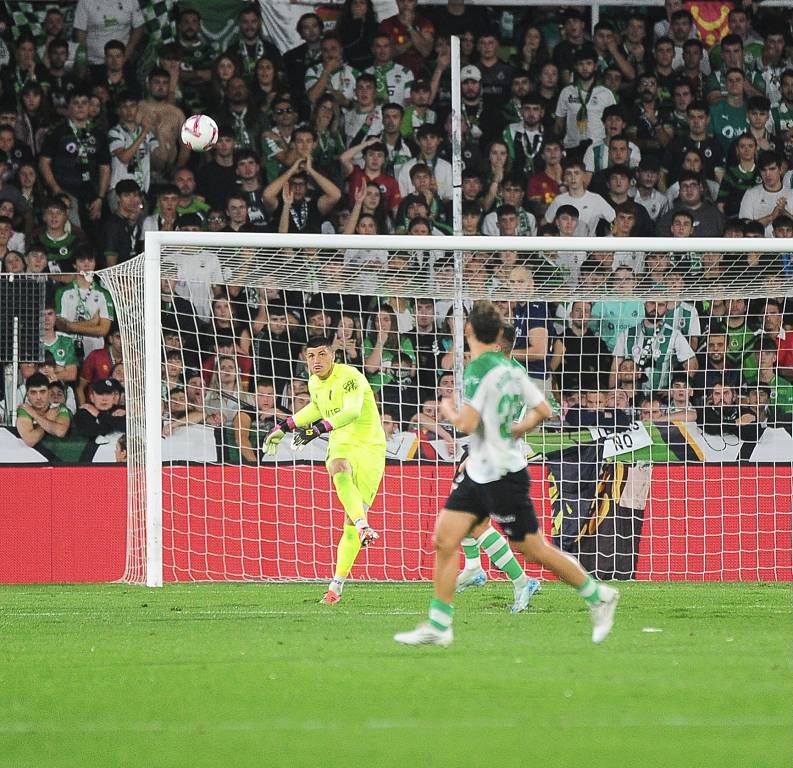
180;114;219;152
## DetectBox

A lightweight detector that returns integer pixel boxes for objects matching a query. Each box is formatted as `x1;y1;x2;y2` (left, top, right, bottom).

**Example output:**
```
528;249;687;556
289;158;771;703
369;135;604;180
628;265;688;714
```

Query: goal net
99;233;793;586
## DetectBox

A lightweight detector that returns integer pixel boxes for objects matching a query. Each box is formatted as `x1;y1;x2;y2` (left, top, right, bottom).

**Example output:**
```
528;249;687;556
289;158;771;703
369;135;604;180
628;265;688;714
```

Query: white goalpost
99;232;793;587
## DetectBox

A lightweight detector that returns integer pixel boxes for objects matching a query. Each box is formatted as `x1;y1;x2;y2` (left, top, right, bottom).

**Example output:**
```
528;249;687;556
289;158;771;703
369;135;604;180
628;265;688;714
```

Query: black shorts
444;467;539;542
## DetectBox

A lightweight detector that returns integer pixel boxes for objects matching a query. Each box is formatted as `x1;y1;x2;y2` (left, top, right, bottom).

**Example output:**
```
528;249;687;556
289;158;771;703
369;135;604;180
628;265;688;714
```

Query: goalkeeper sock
332;472;367;527
461;537;481;570
334;525;362;580
478;526;524;582
577;575;602;606
428;596;453;631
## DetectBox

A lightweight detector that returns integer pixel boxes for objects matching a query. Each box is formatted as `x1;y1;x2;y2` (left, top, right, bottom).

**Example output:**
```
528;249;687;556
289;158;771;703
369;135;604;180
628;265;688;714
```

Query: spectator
72;377;125;438
718;133;759;217
262;91;302;181
32;198;84;274
377;0;435;78
137;67;190;183
39;88;110;238
551;300;611;393
611;300;698;394
54;247;114;358
15;371;71;448
709;68;750;154
73;0;143;77
739;151;793;233
543;159;615;236
590;267;645;353
526;138;563;219
41;304;77;384
216;77;263;154
230;379;290;464
482;177;536;236
336;0;378;72
365;33;414;107
305;33;358;114
656;170;725;237
283;13;325;114
204;355;252;427
363;303;416;392
664;100;724;186
502;94;547;178
227;4;280;83
343;72;383;145
106;91;158;198
632;156;669;222
103;179;143;267
459;64;503;151
554;46;616;154
77;321;123;404
341;139;401;216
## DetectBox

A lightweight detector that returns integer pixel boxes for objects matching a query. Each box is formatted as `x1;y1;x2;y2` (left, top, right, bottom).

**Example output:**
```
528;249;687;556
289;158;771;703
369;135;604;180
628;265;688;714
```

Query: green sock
428;597;453;631
577;575;602;606
332;472;365;523
461;537;481;569
479;527;524;581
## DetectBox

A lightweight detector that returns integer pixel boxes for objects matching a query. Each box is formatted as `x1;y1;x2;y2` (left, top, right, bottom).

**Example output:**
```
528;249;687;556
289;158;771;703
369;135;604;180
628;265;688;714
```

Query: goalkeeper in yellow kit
264;335;386;604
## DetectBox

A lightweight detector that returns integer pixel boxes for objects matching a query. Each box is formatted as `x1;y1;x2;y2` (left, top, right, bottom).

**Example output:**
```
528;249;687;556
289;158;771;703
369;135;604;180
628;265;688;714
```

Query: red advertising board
1;465;790;583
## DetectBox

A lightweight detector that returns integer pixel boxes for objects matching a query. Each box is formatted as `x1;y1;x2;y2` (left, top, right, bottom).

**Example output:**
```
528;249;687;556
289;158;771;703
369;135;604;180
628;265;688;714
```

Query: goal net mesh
100;238;793;585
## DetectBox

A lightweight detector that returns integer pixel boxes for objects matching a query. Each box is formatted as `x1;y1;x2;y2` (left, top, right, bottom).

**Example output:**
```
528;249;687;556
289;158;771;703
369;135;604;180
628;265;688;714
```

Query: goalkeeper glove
264;417;296;456
291;419;333;451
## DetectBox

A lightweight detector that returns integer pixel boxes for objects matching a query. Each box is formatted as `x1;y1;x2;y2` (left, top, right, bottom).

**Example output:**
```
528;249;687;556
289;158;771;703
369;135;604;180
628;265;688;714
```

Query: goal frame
140;231;793;587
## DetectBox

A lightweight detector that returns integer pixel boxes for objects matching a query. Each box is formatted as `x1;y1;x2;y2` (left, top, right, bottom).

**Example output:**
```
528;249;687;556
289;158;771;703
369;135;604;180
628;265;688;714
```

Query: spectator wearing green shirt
15;372;71;449
717;132;759;217
363;304;416;392
41;304;77;383
590;267;644;353
742;340;793;419
709;68;749;154
715;297;756;369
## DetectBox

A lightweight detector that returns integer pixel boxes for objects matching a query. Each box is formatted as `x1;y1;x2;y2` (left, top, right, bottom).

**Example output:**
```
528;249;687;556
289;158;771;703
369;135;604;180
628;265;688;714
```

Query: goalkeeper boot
590;585;620;644
455;566;487;592
358;526;380;547
321;590;341;605
394;623;453;648
510;577;541;614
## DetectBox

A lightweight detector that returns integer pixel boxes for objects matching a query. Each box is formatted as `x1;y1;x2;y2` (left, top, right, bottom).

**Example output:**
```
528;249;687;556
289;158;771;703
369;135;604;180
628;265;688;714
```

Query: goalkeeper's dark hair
305;334;335;350
468;301;503;344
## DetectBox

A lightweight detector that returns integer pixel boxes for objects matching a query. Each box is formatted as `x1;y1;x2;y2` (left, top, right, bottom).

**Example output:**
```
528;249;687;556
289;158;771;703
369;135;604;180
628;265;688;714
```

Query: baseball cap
460;65;481;83
115;179;141;196
92;378;119;395
410;79;431;91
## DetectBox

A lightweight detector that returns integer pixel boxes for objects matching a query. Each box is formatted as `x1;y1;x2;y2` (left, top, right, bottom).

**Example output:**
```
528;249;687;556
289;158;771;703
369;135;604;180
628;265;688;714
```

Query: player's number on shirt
497;394;523;438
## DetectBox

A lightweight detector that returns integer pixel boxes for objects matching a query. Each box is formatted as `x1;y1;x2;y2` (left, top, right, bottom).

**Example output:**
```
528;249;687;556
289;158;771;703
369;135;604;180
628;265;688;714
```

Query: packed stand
1;0;793;463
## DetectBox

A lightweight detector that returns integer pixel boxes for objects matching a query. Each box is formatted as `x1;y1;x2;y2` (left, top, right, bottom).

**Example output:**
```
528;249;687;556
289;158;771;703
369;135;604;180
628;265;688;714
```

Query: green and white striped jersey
462;351;545;483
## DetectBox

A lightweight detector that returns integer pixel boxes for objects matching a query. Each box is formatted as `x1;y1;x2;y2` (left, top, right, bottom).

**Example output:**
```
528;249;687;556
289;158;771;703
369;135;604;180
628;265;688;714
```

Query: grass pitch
1;582;790;768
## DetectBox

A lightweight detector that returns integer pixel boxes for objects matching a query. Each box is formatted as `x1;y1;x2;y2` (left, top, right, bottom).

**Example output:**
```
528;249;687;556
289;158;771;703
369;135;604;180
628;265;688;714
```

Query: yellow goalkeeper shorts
326;444;385;506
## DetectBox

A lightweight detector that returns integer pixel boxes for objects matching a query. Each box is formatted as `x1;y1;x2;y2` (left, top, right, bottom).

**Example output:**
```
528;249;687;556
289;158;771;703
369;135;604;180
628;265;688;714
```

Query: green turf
1;582;790;768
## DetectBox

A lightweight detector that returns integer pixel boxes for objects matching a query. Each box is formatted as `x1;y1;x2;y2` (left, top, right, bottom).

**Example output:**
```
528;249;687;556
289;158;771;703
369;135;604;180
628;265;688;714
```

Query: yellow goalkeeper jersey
295;363;386;454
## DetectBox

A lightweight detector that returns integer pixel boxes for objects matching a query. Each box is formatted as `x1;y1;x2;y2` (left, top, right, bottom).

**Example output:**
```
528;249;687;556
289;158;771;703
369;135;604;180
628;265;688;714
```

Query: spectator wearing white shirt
305;33;359;111
397;123;453;201
739;151;793;234
543;159;615;236
73;0;144;73
554;46;616;151
631;156;669;221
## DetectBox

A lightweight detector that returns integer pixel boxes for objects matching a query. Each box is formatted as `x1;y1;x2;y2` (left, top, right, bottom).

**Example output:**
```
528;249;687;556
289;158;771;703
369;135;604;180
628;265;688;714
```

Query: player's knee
329;459;352;476
519;533;546;560
433;529;458;556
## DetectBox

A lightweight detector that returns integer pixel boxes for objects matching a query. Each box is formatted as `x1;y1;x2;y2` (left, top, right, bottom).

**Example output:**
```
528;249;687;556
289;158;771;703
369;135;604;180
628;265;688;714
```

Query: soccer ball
180;114;219;152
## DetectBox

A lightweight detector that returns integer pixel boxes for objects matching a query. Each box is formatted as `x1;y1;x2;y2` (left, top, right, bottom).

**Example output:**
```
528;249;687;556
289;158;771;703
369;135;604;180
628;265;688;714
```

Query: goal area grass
2;582;790;768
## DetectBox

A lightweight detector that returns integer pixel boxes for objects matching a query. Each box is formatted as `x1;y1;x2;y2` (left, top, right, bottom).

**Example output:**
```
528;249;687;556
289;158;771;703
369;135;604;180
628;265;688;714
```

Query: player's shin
461;537;481;569
330;524;362;594
479;527;524;582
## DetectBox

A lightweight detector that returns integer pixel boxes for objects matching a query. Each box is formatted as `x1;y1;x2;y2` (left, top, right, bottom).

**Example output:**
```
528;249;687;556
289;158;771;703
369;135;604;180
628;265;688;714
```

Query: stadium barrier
2;464;789;583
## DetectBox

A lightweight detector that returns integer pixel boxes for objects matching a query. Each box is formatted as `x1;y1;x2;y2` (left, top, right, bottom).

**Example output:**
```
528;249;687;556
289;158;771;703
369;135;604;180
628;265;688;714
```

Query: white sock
329;577;345;594
461;537;481;570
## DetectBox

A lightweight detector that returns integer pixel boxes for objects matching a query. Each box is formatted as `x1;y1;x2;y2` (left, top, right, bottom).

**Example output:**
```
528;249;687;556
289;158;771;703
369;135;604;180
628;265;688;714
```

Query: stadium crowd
1;0;793;462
